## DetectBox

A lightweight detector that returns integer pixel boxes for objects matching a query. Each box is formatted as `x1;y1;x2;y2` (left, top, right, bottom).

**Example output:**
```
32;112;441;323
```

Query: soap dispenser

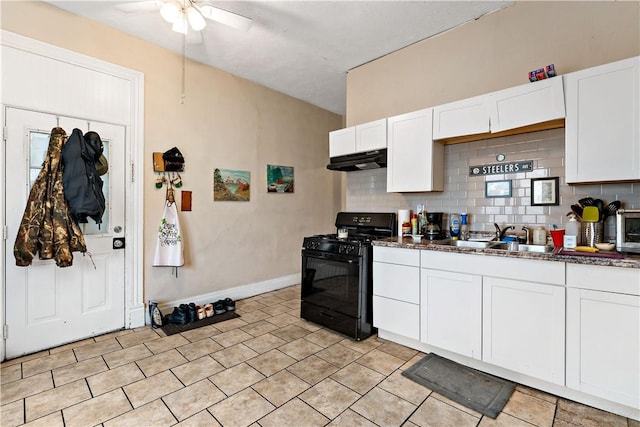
564;214;580;248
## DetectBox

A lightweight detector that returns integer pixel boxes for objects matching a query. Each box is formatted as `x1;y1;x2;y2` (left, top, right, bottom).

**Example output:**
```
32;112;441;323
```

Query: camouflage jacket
14;127;87;267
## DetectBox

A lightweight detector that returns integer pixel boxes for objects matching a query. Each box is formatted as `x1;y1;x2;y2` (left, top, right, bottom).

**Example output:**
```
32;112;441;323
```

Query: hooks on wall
155;172;183;189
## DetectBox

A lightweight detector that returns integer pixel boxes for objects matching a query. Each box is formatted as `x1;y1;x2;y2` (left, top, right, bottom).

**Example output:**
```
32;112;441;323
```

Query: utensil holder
582;222;604;247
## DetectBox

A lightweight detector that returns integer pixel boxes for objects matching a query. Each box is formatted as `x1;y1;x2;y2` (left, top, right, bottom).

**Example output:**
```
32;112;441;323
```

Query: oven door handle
302;250;360;264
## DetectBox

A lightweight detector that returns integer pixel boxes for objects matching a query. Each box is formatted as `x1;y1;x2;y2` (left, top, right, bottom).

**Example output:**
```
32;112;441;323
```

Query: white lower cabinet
566;264;640;409
420;268;482;359
482;276;565;385
372;247;420;340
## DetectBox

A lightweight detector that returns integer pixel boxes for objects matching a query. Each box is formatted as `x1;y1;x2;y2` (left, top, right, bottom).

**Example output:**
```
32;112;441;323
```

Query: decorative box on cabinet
372;247;420;340
566;264;640;409
329;118;386;158
386;108;444;192
565;56;640;183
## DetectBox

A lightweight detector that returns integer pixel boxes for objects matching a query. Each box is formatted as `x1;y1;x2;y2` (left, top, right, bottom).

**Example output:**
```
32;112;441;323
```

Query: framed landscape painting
213;168;250;201
267;165;294;193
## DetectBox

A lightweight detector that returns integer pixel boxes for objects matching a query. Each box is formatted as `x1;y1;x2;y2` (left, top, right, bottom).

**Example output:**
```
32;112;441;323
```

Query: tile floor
1;284;638;427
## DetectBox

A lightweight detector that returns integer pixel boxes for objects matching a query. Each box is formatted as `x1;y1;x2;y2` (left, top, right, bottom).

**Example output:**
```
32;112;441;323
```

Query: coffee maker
424;212;444;240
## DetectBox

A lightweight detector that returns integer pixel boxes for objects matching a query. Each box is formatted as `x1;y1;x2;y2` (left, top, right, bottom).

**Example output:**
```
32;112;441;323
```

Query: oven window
625;217;640;243
302;254;360;317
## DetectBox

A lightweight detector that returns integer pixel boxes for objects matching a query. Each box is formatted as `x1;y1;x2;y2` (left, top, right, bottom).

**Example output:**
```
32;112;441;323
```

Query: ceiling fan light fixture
160;1;181;23
171;11;188;34
186;6;207;31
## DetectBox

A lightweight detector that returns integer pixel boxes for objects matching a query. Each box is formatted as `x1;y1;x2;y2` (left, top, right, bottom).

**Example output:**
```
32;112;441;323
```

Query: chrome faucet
493;223;515;241
521;226;532;245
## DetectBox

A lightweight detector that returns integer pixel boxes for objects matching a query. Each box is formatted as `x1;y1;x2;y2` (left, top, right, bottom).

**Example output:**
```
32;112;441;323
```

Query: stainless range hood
326;149;387;172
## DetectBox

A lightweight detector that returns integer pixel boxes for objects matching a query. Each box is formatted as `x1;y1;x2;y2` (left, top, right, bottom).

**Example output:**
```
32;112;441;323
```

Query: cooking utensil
578;197;595;207
594;199;605;221
603;200;621;220
570;204;583;220
582;206;600;222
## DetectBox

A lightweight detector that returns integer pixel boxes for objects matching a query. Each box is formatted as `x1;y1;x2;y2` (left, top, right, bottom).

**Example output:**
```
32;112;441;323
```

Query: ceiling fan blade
197;4;253;32
115;0;164;13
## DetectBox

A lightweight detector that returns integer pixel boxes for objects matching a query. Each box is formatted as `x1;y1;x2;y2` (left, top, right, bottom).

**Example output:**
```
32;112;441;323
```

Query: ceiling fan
115;0;253;34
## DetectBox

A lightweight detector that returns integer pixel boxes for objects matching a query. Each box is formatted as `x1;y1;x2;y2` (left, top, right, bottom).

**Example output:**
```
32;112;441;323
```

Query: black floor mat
402;353;515;418
159;311;240;336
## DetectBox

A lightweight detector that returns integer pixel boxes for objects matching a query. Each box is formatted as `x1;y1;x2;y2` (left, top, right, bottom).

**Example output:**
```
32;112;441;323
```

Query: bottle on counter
533;226;547;245
449;213;461;240
411;214;418;235
564;214;580;248
460;213;469;241
402;221;411;236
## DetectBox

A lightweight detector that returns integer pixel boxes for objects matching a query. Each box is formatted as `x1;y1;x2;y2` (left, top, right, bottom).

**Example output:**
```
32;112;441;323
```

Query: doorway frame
0;30;145;361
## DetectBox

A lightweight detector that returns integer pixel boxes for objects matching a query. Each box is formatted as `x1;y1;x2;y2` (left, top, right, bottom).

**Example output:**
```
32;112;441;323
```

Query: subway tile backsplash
346;128;639;241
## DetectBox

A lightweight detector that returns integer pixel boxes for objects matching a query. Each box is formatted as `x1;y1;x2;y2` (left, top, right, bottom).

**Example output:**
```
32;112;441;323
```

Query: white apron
153;199;184;267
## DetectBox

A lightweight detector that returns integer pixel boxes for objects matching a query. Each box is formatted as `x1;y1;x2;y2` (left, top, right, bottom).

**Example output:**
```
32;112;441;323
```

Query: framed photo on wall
531;177;559;206
485;180;512;198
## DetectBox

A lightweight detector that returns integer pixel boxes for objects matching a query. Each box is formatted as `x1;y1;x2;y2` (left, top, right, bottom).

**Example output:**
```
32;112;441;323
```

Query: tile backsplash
346;128;639;241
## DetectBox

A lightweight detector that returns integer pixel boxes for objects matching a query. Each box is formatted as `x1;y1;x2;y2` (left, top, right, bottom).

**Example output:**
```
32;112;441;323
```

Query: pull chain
181;24;186;104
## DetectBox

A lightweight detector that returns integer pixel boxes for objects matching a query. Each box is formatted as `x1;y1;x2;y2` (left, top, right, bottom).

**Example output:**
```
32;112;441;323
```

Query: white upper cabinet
565;56;640;183
387;108;444;192
432;94;491;139
488;77;565;133
328;126;356;158
355;118;387;152
329;118;386;158
432;78;565;140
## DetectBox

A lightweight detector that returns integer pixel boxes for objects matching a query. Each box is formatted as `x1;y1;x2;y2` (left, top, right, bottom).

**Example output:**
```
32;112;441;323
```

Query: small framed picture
531;177;559;206
485;180;512;198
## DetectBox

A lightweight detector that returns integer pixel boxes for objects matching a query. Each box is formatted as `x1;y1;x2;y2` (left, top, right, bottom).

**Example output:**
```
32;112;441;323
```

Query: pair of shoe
215;297;236;313
164;304;189;325
206;297;236;316
165;302;200;325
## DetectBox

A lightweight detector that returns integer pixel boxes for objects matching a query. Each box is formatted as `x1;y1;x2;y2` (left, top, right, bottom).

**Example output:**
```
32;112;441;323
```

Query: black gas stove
300;212;396;340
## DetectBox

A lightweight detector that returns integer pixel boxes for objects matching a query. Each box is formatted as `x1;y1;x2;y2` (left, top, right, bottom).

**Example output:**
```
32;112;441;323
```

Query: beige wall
347;1;640;125
1;1;342;304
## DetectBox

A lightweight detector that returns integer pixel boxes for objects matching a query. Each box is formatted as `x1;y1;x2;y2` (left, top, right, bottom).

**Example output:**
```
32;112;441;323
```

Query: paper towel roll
398;209;410;236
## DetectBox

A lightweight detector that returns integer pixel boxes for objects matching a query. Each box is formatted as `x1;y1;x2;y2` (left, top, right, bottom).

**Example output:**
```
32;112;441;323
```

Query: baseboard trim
149;273;300;324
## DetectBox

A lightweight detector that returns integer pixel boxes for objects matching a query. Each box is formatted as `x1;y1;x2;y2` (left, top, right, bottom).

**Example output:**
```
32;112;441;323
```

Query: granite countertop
373;237;640;269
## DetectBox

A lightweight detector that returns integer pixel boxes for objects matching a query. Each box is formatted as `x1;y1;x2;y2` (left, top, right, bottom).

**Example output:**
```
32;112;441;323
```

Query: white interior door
5;107;126;358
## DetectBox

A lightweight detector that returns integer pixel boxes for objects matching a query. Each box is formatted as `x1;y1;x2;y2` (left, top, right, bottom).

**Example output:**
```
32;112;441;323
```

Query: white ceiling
45;1;514;115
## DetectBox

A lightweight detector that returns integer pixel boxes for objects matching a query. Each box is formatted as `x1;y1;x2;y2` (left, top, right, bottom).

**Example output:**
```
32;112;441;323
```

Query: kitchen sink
451;240;499;249
436;240;554;253
437;240;502;249
490;243;554;253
